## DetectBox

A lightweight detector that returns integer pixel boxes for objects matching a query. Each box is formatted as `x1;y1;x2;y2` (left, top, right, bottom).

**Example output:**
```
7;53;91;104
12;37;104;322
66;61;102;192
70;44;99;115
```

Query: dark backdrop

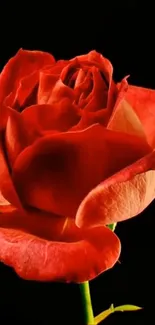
0;2;154;324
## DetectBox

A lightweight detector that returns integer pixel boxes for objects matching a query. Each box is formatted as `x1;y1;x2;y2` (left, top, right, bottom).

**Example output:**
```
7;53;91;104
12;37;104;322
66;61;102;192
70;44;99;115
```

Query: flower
0;49;155;282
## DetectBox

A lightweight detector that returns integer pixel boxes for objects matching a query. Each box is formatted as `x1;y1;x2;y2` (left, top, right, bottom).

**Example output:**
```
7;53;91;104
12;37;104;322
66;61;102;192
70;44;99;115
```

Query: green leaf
107;223;117;231
114;304;142;312
94;304;142;324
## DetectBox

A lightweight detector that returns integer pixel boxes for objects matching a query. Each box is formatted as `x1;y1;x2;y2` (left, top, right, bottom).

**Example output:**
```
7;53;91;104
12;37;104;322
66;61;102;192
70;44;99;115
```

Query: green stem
79;281;95;325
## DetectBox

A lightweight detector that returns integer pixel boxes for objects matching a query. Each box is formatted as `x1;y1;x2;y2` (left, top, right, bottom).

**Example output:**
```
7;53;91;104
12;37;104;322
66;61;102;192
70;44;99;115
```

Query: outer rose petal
5;107;43;166
0;210;120;282
5;71;39;110
0;49;55;129
0;136;24;211
125;85;155;147
12;124;151;217
5;109;30;166
108;78;146;139
0;49;55;102
76;150;155;228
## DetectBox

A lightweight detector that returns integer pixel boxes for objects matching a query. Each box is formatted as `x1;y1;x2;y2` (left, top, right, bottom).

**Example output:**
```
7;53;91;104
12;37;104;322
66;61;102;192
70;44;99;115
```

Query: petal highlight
108;79;146;139
76;150;155;227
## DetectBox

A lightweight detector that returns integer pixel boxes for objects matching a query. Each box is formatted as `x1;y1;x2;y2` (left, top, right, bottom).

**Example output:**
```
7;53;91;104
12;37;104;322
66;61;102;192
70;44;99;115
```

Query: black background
0;2;154;324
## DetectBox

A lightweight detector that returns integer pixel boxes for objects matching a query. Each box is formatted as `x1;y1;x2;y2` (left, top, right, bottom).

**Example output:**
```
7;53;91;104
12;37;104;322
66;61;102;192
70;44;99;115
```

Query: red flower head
0;49;155;282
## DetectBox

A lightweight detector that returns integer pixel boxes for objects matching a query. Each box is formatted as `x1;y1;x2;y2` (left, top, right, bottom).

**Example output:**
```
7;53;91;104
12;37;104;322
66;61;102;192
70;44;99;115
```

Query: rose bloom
0;49;155;283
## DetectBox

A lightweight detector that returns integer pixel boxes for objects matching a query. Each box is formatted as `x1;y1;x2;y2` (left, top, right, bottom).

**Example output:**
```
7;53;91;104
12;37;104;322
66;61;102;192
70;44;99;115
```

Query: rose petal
0;209;120;282
74;70;93;106
5;107;41;166
76;50;112;83
83;67;108;111
38;77;75;105
12;124;151;217
4;71;39;111
37;60;75;105
0;192;16;213
43;60;69;75
74;69;86;88
107;78;146;139
22;100;80;133
0;49;55;129
37;72;59;104
48;79;75;104
60;58;79;84
5;110;29;165
76;50;117;112
0;136;24;211
5;100;79;169
71;106;117;131
125;84;155;147
13;72;38;109
76;149;155;228
0;49;55;103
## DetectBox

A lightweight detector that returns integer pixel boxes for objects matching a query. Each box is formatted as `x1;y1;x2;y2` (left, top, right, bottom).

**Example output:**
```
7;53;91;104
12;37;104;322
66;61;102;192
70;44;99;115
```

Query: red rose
0;49;155;283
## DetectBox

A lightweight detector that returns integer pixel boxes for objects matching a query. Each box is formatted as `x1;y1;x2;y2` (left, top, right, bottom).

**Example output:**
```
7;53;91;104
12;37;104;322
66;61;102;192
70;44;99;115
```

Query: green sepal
107;223;117;231
94;304;142;324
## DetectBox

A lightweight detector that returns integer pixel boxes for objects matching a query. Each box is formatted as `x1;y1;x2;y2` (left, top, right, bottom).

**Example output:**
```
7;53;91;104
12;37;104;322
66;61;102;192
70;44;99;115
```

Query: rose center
63;67;94;106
